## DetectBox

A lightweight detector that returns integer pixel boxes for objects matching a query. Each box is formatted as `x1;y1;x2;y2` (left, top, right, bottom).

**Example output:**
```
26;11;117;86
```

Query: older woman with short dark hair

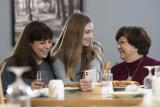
111;26;160;85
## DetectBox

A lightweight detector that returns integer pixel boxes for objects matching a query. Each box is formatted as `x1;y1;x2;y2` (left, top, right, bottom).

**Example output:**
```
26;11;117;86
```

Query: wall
0;0;160;64
84;0;160;64
0;0;12;61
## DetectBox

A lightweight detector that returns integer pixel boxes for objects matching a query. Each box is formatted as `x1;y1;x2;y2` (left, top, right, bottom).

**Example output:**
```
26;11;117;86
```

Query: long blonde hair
51;12;97;80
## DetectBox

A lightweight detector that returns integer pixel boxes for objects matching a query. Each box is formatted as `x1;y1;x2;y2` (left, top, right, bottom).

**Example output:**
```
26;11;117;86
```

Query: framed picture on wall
11;0;83;46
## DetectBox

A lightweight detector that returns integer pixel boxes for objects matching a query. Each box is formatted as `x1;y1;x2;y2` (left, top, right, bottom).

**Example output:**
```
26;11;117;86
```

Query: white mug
48;80;64;99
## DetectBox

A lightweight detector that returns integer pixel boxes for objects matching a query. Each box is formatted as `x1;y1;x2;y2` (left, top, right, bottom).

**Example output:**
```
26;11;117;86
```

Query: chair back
0;78;4;104
0;60;6;104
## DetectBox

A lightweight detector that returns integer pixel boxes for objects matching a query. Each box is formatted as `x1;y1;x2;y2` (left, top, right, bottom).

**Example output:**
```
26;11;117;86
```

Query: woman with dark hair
50;12;102;91
1;21;55;94
111;26;160;85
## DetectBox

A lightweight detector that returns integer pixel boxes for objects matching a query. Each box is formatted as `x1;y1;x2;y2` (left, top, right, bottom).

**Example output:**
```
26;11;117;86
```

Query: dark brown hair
116;26;151;55
2;21;53;79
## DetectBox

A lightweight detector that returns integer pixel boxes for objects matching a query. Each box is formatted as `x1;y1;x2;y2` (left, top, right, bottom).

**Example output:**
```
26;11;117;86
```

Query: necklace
126;57;143;81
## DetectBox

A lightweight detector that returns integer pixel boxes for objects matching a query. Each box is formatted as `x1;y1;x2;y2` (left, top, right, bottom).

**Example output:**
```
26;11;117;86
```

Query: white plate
65;87;80;92
111;91;144;98
113;87;126;91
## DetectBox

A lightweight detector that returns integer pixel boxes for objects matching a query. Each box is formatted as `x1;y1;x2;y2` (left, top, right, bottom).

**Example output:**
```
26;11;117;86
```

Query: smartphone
84;69;97;82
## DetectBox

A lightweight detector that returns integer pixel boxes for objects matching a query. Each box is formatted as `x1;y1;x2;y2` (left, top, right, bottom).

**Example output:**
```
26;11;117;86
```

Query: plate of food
64;86;80;89
113;80;139;87
113;80;139;92
64;82;80;92
111;91;144;98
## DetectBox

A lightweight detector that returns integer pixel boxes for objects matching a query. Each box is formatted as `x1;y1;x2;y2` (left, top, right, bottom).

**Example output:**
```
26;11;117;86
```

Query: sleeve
89;57;102;80
52;58;71;82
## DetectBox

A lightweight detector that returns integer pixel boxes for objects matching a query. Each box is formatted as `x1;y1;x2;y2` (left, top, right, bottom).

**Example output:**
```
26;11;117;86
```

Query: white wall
0;0;160;64
84;0;160;64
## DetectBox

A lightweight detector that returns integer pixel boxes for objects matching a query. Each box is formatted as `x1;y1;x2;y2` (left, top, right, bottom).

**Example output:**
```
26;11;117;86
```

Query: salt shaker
48;80;64;99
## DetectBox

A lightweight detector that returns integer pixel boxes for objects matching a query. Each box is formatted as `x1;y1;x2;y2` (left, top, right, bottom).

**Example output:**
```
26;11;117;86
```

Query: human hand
79;79;92;91
31;81;45;90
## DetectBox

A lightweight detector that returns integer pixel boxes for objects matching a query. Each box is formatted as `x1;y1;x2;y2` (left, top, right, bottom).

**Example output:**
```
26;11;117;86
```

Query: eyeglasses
117;41;128;45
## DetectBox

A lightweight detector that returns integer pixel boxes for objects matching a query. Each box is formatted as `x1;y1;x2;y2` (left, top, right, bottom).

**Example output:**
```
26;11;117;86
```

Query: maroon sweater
111;55;160;85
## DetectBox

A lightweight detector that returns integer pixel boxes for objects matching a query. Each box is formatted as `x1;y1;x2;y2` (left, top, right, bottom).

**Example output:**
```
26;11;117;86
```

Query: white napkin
31;88;48;97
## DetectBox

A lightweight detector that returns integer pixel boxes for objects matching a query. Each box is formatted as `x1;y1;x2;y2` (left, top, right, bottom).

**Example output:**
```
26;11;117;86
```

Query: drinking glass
7;66;32;107
103;70;113;96
143;66;154;89
36;71;42;81
36;71;49;85
103;72;113;81
154;66;160;77
36;71;49;96
152;66;160;97
42;71;49;85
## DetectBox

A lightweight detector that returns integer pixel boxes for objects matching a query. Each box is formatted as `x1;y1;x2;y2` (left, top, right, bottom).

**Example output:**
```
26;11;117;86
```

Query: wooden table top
31;91;143;106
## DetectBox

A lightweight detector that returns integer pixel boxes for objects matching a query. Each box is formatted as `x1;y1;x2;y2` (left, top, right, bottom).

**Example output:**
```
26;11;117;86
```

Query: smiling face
30;39;52;63
82;22;93;46
117;37;138;61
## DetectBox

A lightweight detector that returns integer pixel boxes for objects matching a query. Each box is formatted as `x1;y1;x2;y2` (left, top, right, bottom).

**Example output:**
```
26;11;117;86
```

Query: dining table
31;91;143;107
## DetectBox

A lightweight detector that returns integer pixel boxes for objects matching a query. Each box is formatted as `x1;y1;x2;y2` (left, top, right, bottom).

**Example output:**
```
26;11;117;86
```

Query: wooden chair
93;41;104;58
0;60;6;104
0;78;4;104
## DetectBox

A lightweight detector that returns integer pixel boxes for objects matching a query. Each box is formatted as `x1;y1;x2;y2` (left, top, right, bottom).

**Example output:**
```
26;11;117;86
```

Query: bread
113;80;139;87
64;82;79;87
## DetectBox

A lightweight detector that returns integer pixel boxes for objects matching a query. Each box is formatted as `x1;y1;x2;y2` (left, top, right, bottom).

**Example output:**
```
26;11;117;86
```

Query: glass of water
103;70;113;96
143;66;154;89
36;70;49;86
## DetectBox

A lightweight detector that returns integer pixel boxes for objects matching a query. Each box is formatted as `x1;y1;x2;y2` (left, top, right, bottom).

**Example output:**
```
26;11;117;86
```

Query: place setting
111;80;145;98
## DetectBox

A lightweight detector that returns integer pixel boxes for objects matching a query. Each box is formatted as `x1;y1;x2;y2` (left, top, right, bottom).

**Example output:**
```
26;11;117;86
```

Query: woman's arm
89;57;102;80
